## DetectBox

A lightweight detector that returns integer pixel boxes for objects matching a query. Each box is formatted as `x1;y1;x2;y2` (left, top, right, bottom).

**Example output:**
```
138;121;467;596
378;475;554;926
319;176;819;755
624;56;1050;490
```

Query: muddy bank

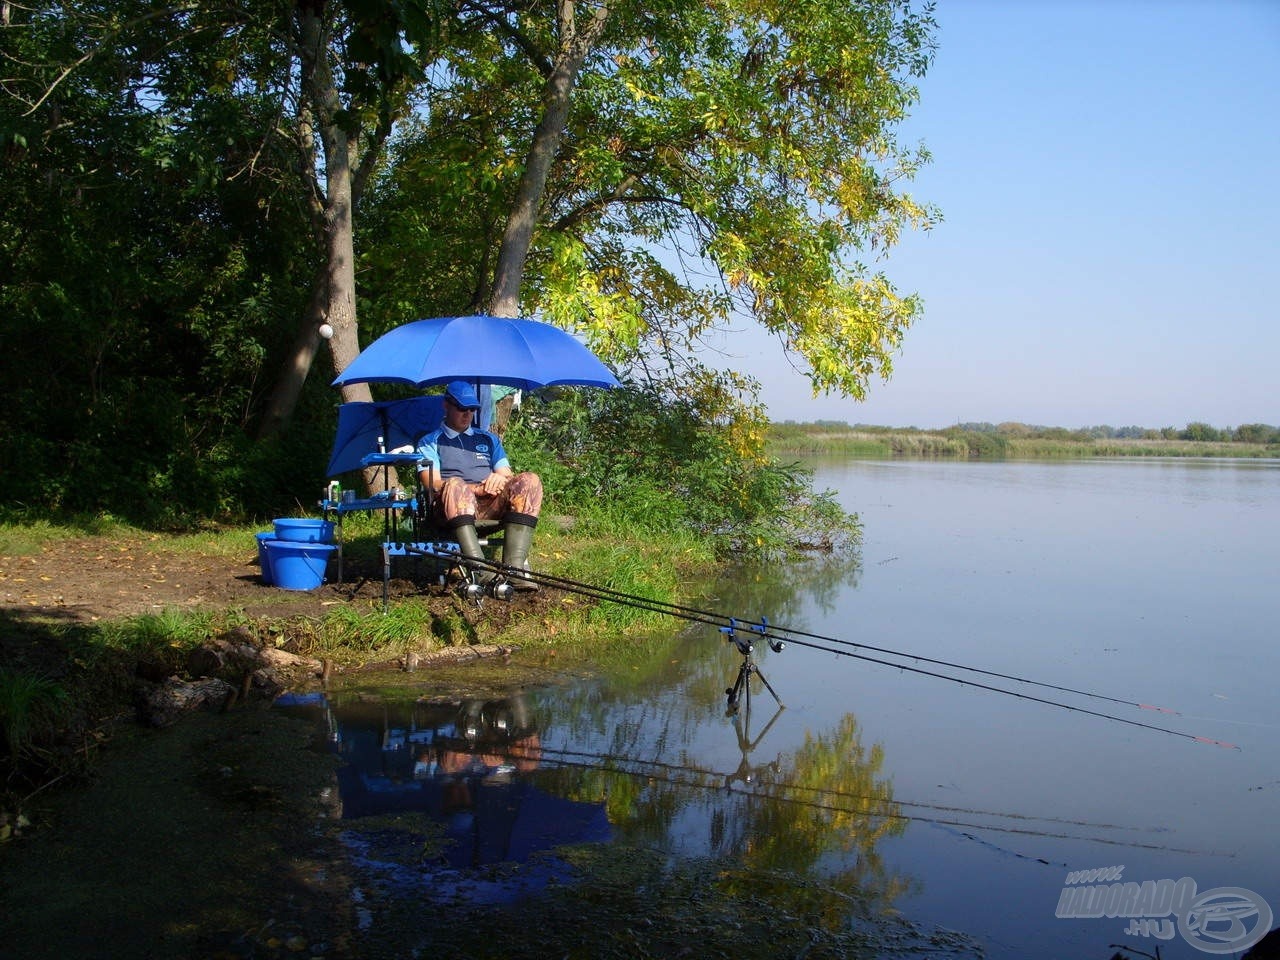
0;703;351;959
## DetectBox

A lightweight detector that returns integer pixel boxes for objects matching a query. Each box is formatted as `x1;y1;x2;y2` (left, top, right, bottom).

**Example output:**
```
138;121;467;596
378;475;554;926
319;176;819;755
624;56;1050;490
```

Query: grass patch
0;669;68;759
1006;437;1275;458
159;526;276;558
94;608;224;659
538;523;709;623
767;426;973;458
0;512;143;546
0;519;91;556
303;598;443;656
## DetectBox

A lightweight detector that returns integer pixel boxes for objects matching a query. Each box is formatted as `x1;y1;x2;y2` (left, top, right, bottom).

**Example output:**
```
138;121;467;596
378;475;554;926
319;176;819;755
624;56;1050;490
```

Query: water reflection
275;642;918;937
276;692;611;876
718;548;863;623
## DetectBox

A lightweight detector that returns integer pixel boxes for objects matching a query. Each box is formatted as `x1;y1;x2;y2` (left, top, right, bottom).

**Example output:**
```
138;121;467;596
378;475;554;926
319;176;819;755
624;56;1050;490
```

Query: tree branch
19;2;201;116
551;183;691;233
462;0;554;78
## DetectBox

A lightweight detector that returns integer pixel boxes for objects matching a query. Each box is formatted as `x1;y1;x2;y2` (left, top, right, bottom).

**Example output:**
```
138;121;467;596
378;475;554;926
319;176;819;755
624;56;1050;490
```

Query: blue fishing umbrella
331;315;619;391
326;395;445;476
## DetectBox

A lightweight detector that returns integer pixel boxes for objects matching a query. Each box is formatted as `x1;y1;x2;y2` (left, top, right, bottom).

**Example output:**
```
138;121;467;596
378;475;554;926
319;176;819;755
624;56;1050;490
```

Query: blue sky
710;0;1279;429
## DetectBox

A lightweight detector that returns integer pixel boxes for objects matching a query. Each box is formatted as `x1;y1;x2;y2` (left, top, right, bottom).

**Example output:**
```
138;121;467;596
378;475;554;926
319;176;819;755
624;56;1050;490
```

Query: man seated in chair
415;380;542;590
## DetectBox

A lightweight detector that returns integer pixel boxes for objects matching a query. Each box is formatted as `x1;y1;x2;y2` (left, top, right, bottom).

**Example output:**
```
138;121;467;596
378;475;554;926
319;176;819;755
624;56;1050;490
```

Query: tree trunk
255;265;328;440
257;3;386;492
487;0;611;318
320;128;385;494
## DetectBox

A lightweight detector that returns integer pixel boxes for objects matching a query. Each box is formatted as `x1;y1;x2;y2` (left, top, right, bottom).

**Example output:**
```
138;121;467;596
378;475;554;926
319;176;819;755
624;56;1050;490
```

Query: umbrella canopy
326;395;444;476
331;314;619;391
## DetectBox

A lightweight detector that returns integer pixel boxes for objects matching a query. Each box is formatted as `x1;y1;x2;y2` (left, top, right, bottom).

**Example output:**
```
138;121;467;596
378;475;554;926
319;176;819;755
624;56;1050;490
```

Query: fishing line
491;558;1173;712
745;622;1179;716
499;742;1220;854
533;744;1142;833
778;635;1237;750
438;552;1235;747
556;561;1178;717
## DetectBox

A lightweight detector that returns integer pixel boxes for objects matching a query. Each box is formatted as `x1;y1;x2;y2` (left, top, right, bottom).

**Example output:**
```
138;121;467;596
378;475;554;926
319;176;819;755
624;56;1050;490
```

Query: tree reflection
592;707;913;925
508;547;913;922
718;549;863;624
727;713;912;918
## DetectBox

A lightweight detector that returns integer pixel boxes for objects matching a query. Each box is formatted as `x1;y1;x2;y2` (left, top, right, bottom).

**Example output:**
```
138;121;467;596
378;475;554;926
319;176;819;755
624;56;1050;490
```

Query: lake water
282;457;1280;958
783;458;1280;958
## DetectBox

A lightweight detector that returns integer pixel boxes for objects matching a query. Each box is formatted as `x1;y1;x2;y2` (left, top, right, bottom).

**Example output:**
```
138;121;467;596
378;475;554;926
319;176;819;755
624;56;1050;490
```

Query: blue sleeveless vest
430;429;504;483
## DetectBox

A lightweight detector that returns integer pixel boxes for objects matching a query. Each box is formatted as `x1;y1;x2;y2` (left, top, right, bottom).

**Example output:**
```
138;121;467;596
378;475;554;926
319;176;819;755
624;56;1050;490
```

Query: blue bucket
264;541;336;591
273;517;335;543
255;532;276;585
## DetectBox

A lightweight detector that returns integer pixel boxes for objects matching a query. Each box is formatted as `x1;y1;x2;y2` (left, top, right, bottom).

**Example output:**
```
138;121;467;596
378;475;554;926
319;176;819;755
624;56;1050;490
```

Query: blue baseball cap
445;380;481;410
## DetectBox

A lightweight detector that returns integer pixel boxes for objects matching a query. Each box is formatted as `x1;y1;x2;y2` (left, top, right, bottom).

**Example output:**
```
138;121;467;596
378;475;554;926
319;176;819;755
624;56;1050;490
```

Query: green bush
504;381;857;560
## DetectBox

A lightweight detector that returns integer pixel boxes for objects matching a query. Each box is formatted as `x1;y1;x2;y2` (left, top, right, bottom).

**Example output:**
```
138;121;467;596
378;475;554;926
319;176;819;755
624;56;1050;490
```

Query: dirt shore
0;702;355;959
1;532;392;624
0;533;544;958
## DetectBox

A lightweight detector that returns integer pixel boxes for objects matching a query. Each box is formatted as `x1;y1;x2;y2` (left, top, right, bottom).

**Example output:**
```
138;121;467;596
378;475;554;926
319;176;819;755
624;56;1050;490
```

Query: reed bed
768;425;1277;460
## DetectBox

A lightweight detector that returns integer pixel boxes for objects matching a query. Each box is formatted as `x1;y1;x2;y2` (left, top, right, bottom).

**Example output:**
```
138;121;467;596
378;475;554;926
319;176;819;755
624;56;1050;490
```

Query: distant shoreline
767;422;1280;460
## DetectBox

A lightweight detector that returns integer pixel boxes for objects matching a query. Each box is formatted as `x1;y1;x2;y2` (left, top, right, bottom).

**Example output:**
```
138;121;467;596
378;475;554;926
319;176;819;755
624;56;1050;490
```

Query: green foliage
941;427;1008;458
505;381;858;560
1183;421;1221;442
0;0;341;525
359;0;939;394
1234;423;1280;444
4;0;936;529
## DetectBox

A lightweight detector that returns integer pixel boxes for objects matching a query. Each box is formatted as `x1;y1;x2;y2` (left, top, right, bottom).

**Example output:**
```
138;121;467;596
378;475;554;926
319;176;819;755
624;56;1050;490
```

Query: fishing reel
720;617;784;655
451;551;515;605
458;576;516;603
459;581;512;600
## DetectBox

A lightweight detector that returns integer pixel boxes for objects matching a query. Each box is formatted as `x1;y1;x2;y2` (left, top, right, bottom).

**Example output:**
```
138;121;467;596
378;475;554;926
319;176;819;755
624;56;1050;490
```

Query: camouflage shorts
438;472;543;524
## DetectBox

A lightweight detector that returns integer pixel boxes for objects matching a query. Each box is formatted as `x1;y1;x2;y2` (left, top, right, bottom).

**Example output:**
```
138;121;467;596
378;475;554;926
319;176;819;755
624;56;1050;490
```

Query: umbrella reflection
275;692;611;870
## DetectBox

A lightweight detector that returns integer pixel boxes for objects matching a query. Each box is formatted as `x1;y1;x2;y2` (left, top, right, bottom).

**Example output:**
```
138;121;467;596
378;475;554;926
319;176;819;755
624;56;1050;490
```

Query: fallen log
138;677;236;728
185;628;323;689
402;644;518;671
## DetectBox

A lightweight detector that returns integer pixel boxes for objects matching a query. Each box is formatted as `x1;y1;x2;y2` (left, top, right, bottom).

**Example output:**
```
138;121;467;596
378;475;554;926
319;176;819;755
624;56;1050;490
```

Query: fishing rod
466;555;1171;711
744;622;1179;716
775;636;1236;750
433;549;1237;749
522;560;1179;717
499;741;1221;854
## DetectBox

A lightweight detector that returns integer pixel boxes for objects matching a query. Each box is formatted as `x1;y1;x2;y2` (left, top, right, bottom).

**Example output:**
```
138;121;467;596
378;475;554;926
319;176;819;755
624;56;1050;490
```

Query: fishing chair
371;461;509;609
409;463;503;545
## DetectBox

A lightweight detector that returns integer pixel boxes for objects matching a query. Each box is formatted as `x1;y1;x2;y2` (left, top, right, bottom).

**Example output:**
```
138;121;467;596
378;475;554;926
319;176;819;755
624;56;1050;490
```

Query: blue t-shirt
417;425;511;484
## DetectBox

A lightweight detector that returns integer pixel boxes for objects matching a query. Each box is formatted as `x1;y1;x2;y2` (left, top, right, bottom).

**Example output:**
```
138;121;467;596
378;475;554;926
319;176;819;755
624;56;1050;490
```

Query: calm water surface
283;458;1280;958
790;458;1280;958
